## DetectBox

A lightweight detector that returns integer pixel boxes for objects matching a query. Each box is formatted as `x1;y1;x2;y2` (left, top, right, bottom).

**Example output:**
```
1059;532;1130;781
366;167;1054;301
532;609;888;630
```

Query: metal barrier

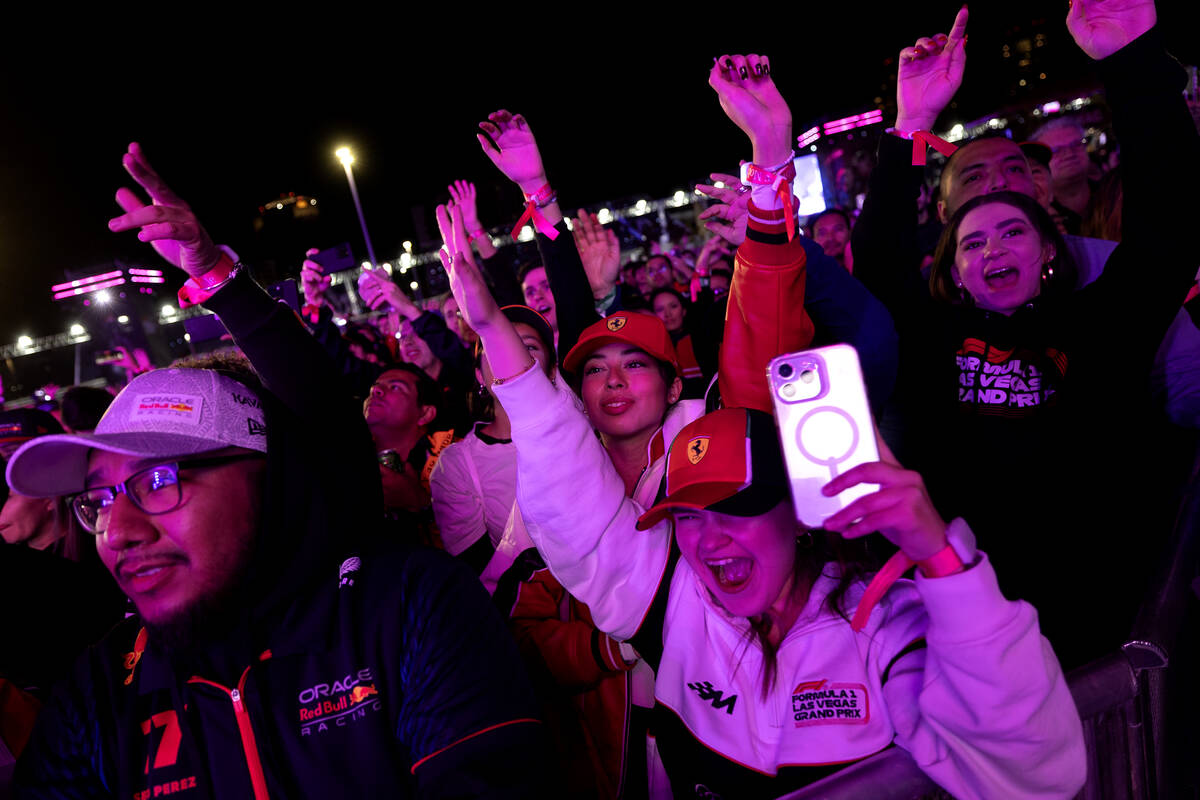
780;443;1200;800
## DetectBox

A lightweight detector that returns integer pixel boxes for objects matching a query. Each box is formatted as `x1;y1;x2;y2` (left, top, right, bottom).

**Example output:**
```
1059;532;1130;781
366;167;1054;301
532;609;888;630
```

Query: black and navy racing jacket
15;543;546;800
14;267;549;799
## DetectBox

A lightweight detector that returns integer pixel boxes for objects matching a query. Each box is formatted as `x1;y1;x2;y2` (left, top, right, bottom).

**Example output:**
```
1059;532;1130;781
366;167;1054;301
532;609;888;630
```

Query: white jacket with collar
493;364;1085;799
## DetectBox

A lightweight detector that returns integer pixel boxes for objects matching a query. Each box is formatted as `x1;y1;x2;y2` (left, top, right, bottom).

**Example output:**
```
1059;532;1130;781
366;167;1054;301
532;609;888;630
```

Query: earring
1041;261;1055;282
796;530;814;550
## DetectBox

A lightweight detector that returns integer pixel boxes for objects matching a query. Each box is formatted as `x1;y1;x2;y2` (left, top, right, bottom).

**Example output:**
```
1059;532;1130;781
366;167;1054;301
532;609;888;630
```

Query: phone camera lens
778;363;794;379
781;383;796;398
800;370;815;384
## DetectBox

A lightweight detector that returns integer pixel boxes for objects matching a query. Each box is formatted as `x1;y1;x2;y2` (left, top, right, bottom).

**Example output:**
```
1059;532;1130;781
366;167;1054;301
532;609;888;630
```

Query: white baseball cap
5;368;268;498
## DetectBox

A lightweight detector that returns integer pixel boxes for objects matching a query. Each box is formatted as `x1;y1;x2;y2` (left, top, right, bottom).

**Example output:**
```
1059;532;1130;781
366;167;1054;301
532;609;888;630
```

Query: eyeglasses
72;452;265;535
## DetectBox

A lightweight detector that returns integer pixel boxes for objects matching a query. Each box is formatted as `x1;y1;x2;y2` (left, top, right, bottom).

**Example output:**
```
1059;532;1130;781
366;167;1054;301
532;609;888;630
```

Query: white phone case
768;344;879;530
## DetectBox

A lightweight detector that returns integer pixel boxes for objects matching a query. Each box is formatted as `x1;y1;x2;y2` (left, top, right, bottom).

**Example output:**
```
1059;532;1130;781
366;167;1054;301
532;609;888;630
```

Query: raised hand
448;180;482;233
572;209;621;298
696;172;749;245
108;143;222;278
358;269;420;319
820;441;948;562
1066;0;1155;61
300;248;332;308
895;6;969;132
709;55;791;166
436;202;503;334
477;111;548;195
695;234;735;275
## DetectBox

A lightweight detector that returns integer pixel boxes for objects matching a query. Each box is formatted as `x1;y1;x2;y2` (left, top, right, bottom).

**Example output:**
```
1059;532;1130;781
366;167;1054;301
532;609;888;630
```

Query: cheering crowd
3;2;1198;798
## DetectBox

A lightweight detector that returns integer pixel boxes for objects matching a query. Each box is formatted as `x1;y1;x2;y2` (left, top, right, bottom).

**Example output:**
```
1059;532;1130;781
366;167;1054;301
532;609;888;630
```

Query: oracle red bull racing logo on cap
297;666;384;736
132;394;203;427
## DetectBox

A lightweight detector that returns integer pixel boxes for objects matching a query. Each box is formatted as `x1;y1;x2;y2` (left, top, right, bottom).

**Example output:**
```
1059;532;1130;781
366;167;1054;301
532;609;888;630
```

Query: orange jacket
718;199;814;412
509;564;635;800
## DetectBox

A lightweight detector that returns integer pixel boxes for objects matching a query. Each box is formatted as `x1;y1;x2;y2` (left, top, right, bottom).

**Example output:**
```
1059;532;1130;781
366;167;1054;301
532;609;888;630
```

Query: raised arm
448;179;498;260
1071;1;1200;337
448;179;524;307
436;200;672;639
708;54;815;412
573;208;622;304
299;250;382;398
106;143;380;500
476;110;600;363
852;7;968;317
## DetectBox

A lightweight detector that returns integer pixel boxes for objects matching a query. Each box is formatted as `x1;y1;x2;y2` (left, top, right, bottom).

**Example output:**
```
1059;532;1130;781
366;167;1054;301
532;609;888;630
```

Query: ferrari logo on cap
687;436;710;465
606;316;627;332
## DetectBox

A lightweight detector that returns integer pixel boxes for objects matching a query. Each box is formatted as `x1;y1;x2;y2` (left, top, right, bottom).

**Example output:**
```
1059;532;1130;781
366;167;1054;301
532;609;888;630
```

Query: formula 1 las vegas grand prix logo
791;679;869;726
297;667;383;736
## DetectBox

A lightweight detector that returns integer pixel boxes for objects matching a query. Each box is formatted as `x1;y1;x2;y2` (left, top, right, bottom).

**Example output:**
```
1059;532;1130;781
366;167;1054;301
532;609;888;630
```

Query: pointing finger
114;187;147;214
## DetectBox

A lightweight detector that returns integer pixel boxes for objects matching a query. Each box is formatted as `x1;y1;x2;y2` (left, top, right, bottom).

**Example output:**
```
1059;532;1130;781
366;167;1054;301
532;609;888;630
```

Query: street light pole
335;147;378;266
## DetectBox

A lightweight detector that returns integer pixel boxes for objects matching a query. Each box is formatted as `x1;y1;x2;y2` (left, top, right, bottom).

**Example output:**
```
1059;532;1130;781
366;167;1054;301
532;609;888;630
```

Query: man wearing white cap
7;146;547;799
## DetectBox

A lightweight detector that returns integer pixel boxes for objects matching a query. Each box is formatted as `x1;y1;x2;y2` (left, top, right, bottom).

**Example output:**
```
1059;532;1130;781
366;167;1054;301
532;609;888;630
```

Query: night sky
1;4;1196;346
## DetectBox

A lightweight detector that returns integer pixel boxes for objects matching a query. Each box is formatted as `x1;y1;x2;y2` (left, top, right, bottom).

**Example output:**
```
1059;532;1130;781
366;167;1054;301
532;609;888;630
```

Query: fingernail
754;64;763;76
763;65;771;75
739;67;747;79
712;56;718;64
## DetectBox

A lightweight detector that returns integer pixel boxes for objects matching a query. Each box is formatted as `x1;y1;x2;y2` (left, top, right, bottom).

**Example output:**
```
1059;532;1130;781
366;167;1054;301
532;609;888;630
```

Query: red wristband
510;183;560;242
739;158;799;241
917;544;964;578
904;130;958;166
523;183;556;209
177;253;238;309
192;253;235;288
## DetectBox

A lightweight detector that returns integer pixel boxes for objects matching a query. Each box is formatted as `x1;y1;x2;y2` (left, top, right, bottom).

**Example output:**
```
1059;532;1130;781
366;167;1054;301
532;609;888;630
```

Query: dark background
1;3;1197;344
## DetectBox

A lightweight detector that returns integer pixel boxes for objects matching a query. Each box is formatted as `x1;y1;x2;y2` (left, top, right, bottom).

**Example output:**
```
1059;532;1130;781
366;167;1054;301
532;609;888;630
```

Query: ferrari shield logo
606;316;627;332
686;436;710;465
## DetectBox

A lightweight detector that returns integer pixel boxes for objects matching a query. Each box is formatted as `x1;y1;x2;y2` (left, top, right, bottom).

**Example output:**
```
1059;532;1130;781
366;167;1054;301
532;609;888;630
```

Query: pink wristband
523;183;556;209
192;253;235;289
917;544;964;578
510;184;560;242
177;253;238;308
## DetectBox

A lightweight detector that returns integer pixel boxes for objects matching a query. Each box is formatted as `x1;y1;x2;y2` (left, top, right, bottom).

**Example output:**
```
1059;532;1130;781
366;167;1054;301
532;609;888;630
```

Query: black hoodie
15;271;548;799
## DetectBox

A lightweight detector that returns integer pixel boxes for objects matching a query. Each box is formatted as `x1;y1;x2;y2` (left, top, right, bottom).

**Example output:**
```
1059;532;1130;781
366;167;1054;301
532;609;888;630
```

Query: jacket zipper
189;666;271;800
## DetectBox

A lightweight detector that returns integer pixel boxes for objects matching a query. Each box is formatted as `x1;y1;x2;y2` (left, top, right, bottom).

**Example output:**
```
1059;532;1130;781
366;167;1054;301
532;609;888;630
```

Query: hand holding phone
820;452;949;563
769;345;879;529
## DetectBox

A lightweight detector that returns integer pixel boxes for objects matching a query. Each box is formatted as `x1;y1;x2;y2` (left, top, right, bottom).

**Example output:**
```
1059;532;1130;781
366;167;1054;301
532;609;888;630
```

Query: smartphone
768;344;879;530
308;243;356;273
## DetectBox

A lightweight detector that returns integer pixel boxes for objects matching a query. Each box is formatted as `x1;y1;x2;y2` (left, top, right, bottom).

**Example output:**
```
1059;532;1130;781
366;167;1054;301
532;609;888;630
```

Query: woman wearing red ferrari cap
438;53;1084;799
440;49;817;795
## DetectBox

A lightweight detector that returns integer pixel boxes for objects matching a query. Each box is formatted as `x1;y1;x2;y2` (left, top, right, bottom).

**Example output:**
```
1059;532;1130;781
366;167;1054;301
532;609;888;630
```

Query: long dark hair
748;531;882;699
930;190;1077;306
